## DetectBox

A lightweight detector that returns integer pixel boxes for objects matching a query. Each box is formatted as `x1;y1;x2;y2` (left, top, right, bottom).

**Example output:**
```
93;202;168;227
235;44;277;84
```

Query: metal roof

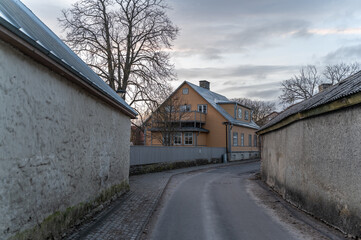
0;0;137;117
186;81;260;130
259;70;361;132
150;127;209;133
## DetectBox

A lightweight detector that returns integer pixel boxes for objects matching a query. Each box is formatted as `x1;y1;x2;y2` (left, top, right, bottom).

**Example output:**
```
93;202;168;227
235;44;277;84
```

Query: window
238;108;242;119
245;111;249;120
182;88;189;94
254;135;257;147
164;105;174;112
233;132;238;146
180;105;191;112
248;134;252;147
184;132;193;145
163;133;171;146
241;133;244;146
174;132;182;145
198;104;207;113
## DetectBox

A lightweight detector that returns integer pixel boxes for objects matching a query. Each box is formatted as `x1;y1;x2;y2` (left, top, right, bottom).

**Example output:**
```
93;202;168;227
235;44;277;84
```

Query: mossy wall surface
0;40;131;239
261;105;361;237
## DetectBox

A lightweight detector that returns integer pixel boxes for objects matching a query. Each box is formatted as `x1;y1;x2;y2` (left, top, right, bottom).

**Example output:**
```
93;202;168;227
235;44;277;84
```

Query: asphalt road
148;162;305;240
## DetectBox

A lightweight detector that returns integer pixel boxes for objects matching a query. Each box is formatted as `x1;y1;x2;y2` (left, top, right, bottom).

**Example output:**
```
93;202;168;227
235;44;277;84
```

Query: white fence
130;146;226;166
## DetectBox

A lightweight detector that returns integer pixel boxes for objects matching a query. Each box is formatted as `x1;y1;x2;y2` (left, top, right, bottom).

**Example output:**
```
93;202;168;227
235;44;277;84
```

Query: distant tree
231;98;276;126
59;0;179;109
323;62;360;84
146;97;188;146
279;65;320;105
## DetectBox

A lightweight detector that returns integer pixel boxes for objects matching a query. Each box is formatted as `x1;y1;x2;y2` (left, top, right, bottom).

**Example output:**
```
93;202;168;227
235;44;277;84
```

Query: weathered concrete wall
0;40;130;239
261;106;361;237
130;146;226;165
230;151;259;161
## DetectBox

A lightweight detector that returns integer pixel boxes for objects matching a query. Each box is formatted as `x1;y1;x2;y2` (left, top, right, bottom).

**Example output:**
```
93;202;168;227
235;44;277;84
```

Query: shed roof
0;0;137;118
259;70;361;133
186;81;259;129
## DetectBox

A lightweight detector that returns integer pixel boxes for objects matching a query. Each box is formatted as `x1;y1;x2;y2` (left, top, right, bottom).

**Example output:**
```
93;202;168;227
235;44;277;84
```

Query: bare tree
59;0;179;108
145;97;188;146
323;62;360;84
280;65;320;105
231;98;276;126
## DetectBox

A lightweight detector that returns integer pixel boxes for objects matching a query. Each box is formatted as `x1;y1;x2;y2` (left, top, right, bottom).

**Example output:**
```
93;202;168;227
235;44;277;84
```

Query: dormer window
238;108;242;119
245;110;249;120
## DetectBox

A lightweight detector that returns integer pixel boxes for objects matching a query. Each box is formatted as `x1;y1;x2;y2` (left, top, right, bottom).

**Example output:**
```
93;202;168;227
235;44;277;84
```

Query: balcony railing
150;110;206;127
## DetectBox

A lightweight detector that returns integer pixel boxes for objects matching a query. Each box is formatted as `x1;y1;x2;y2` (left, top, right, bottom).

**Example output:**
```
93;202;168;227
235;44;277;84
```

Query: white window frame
245;110;249;120
184;132;193;145
174;132;182;145
241;133;244;146
197;104;207;113
180;105;191;112
182;88;189;95
238;108;242;119
233;132;238;146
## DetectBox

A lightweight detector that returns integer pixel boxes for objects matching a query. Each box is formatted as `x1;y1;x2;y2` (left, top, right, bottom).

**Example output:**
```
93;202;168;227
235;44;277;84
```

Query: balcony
149;111;206;129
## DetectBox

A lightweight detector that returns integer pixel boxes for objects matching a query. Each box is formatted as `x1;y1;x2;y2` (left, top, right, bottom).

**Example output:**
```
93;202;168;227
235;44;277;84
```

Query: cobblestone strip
64;161;258;240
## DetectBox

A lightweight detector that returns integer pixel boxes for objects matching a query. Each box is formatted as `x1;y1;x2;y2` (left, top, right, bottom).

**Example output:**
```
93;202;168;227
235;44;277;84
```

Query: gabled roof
186;81;259;129
259;70;361;134
0;0;137;118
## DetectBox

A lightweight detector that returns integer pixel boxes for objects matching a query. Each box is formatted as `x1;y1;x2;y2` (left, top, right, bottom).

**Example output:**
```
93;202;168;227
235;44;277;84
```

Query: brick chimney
199;80;210;90
318;83;332;92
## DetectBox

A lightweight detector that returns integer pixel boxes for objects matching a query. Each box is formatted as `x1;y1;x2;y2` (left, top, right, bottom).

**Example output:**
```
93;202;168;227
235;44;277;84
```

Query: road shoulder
247;175;348;240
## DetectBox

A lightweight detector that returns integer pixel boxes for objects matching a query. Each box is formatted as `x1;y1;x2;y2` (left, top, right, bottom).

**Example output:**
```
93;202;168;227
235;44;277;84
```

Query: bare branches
147;96;187;146
279;63;361;106
279;65;320;105
59;0;178;107
323;62;360;84
231;98;276;126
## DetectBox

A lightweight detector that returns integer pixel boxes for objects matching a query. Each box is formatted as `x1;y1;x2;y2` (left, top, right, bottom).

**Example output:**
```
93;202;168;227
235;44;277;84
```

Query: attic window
182;88;189;95
238;108;242;119
245;111;249;120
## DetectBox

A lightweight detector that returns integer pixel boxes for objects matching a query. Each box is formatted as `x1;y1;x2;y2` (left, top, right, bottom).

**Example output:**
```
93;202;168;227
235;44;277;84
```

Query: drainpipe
223;122;233;162
229;123;233;160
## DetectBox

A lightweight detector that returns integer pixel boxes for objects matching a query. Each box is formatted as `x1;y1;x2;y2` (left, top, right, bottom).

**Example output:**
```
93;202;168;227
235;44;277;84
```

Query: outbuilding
0;0;137;239
258;73;361;238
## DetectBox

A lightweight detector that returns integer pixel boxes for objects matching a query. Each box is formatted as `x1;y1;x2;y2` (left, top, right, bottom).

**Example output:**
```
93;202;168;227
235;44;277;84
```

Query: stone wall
0;40;130;239
260;105;361;237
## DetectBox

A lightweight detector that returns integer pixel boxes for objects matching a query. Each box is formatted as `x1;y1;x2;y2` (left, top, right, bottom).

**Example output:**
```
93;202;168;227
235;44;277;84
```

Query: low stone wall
0;40;131;239
130;146;226;166
230;151;260;161
260;105;361;237
130;158;222;175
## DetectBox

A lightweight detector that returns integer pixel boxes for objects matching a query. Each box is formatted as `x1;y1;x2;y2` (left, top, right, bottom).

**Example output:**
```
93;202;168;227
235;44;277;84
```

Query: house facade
0;1;137;239
258;73;361;238
144;81;260;160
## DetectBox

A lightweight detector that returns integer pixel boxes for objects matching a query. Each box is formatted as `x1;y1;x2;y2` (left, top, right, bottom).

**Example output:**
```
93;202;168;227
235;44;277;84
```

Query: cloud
176;65;298;80
221;20;312;49
244;88;281;100
309;28;361;35
171;18;312;60
323;44;361;64
218;81;282;101
175;65;297;101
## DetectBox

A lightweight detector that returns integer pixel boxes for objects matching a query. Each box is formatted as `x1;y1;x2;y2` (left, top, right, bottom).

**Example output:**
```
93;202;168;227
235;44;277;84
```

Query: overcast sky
22;0;361;104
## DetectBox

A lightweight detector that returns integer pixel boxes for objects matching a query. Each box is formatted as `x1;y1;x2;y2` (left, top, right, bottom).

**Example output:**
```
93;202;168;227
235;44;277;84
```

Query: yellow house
144;80;260;160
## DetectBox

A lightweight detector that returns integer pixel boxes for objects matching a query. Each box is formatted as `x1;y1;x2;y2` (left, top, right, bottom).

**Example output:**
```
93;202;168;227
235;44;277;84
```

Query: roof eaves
258;73;361;134
0;18;137;118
